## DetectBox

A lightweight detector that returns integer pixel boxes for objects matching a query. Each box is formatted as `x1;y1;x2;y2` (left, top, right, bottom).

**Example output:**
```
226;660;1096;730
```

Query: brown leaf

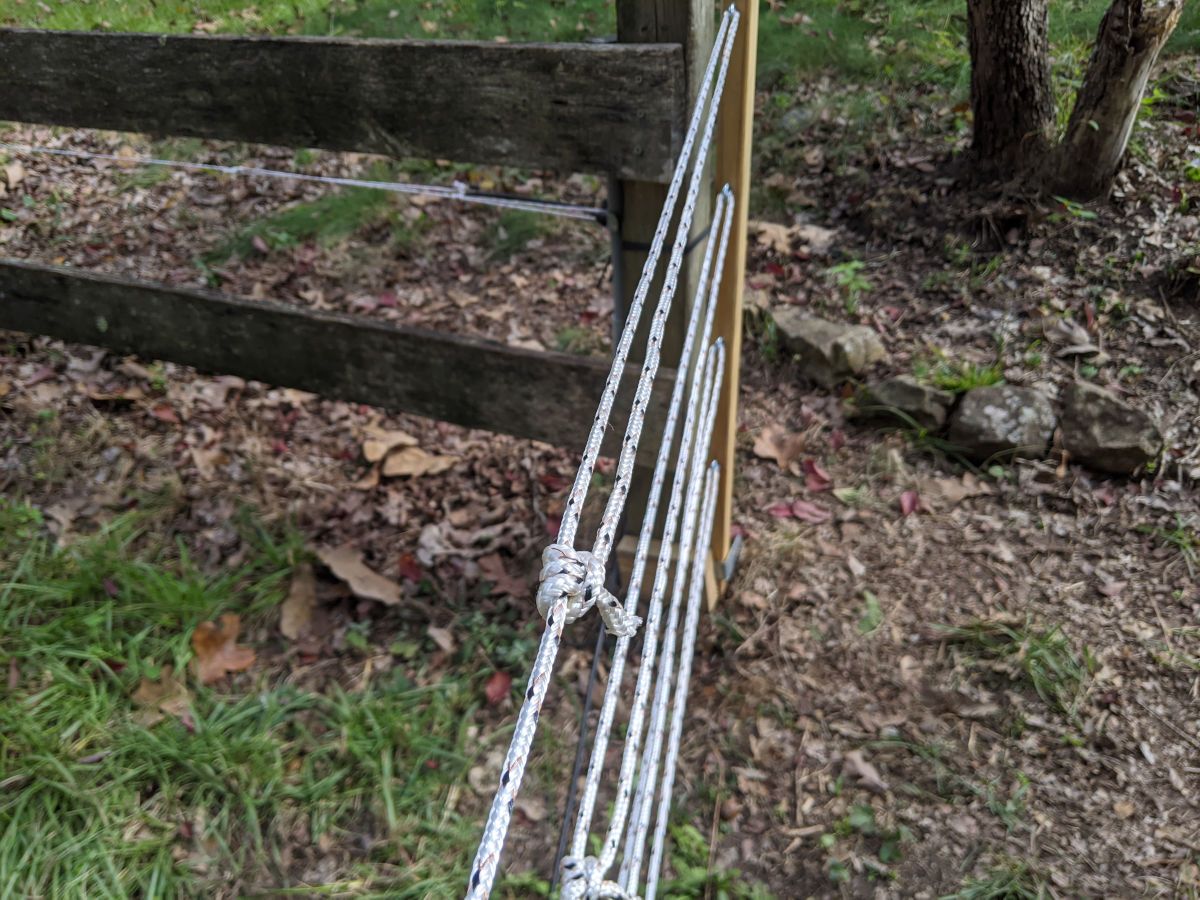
362;427;418;463
802;459;833;492
843;749;888;793
477;553;528;598
280;563;317;640
132;664;192;726
3;160;25;189
791;499;831;523
351;466;381;491
1098;580;1126;599
191;614;256;684
381;446;458;478
316;544;403;606
752;423;807;471
485;670;512;705
427;625;456;654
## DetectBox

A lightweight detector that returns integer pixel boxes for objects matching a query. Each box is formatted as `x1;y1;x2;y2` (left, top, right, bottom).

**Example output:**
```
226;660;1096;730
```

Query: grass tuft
935;618;1093;716
0;499;482;899
942;859;1051;899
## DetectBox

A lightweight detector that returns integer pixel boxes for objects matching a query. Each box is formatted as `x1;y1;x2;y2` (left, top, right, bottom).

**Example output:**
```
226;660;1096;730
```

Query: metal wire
0;141;609;223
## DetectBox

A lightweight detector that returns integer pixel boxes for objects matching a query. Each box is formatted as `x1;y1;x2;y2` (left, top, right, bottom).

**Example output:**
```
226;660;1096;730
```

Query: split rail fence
0;0;755;587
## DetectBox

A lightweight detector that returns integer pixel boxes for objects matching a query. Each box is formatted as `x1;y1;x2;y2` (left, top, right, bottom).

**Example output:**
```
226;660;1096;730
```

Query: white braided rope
619;341;726;893
555;5;737;552
0;141;606;222
464;10;738;898
560;187;735;900
644;463;721;900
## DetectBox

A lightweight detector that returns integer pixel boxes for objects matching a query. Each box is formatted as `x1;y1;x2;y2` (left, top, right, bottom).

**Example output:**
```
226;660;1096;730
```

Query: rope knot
560;856;639;900
536;544;642;637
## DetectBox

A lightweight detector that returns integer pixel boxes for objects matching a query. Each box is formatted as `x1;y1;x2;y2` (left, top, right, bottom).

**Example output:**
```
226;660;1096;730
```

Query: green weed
825;259;872;316
487;209;549;261
1139;515;1199;578
942;859;1050;899
935;619;1093;716
657;822;773;899
914;349;1004;394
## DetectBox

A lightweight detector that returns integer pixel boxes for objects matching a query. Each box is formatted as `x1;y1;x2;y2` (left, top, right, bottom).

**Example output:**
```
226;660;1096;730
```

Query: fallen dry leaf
753;423;808;471
316;544;403;605
485;670;512;705
427;625;456;654
381;446;458;478
280;563;317;640
132;664;192;726
899;490;922;517
766;498;831;523
791;499;831;523
362;427;418;463
477;552;528;598
843;749;888;793
190;614;256;684
802;458;833;492
3;160;25;189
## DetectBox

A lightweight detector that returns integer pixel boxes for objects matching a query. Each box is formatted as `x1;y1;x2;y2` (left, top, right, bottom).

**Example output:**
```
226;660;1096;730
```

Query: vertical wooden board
711;0;758;580
615;0;716;535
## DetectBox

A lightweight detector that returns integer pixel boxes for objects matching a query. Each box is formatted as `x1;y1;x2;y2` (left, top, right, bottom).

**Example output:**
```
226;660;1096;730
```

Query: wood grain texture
0;259;673;454
0;29;685;181
711;0;758;589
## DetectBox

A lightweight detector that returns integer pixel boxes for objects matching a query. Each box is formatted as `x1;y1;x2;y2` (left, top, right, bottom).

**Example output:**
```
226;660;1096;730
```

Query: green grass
487;208;551;261
657;822;774;900
0;0;612;41
942;860;1050;899
1140;515;1199;578
203;178;404;263
935;619;1093;717
0;500;491;898
914;355;1004;394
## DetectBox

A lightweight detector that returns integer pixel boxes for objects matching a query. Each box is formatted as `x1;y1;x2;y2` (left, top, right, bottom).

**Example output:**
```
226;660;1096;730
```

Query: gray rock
1060;381;1161;475
948;386;1055;461
773;310;887;388
779;106;815;134
859;376;955;429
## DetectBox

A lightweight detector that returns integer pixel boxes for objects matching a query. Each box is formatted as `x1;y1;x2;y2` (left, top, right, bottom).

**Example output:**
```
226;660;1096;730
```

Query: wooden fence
0;0;756;574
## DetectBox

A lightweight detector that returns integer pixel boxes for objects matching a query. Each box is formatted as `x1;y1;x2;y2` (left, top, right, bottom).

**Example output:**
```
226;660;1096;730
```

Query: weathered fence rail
0;30;685;181
0;258;672;455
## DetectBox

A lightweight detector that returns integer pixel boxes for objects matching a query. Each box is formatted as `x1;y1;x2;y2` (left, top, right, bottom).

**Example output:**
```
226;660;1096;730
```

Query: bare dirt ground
2;64;1198;898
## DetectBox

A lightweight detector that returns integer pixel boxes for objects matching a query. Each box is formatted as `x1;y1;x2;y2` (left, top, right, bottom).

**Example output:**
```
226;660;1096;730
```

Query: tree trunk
1050;0;1184;200
967;0;1055;178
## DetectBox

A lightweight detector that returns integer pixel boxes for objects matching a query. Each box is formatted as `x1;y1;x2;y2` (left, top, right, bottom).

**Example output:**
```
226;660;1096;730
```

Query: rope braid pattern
619;341;726;893
464;9;739;898
644;464;721;900
560;188;735;900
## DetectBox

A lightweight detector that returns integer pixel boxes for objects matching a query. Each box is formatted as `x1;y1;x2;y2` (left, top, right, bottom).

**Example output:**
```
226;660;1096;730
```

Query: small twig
703;755;725;900
1132;696;1200;752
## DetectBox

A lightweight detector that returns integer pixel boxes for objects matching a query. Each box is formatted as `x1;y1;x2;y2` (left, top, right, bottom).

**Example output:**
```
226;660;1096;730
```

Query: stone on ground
773;310;887;388
1060;381;1161;475
858;376;955;429
948;385;1056;461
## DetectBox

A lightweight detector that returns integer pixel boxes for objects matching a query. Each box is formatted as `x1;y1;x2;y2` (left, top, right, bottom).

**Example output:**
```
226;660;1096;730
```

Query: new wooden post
710;0;757;602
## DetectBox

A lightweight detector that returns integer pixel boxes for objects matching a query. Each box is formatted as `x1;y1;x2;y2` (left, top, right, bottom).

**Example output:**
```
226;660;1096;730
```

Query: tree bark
967;0;1055;177
1050;0;1184;200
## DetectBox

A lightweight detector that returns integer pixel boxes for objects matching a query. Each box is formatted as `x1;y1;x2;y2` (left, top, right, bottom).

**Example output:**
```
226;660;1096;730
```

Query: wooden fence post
710;0;758;602
614;0;716;553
